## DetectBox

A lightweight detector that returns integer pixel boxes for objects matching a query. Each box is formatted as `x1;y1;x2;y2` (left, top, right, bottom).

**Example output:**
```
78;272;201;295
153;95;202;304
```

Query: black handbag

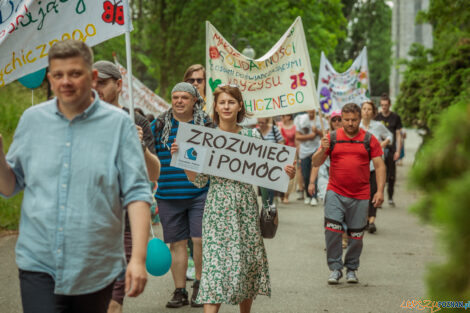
259;187;278;239
260;203;278;239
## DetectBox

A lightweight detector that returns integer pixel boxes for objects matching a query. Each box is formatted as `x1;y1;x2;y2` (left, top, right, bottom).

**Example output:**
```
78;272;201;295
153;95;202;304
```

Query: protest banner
0;0;131;88
115;60;169;116
171;123;296;193
205;17;319;118
317;47;370;114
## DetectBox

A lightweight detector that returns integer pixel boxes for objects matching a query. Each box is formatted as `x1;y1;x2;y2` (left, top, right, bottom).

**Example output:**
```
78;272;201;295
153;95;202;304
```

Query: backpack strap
363;131;372;161
330;130;372;161
330;130;337;153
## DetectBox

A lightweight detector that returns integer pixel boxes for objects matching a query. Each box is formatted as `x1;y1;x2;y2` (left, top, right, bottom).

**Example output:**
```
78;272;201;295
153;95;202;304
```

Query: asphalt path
0;129;441;313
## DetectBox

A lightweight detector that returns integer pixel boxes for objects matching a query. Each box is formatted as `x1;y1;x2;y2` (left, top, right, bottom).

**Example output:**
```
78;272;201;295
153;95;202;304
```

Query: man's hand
125;257;148;297
372;191;384;208
393;151;400;161
136;125;144;142
320;134;330;150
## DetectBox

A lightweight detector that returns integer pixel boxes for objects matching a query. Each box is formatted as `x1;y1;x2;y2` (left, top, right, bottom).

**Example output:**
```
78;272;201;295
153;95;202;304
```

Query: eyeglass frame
186;78;204;84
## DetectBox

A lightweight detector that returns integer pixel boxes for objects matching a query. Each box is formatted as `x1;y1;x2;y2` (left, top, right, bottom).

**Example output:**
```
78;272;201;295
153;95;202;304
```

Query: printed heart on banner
209;78;221;92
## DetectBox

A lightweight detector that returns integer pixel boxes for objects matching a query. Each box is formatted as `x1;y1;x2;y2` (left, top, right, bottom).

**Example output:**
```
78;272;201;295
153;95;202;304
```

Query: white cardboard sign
170;123;296;192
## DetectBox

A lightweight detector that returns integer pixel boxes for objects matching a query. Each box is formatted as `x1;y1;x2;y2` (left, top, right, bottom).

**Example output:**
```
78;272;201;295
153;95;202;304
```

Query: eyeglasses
186;78;204;84
331;117;342;122
217;83;239;88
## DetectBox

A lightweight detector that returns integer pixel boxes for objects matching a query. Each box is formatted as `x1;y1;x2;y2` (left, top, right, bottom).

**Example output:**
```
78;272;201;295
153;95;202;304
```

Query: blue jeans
300;154;317;198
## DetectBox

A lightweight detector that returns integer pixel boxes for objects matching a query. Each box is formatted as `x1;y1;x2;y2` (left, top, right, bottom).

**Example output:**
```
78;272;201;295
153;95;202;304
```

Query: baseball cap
93;60;122;80
330;110;341;120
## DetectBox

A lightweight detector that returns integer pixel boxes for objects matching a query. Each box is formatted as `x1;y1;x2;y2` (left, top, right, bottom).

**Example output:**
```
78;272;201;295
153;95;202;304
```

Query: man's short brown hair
212;85;247;125
341;102;361;117
380;92;391;104
48;40;93;69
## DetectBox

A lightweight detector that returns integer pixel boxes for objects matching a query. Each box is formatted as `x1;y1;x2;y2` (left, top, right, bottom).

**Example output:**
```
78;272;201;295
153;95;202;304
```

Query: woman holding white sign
171;85;295;313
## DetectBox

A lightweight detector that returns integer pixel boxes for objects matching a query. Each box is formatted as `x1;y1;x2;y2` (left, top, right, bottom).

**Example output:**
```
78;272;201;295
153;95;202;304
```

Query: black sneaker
166;288;189;308
190;280;203;307
368;222;377;234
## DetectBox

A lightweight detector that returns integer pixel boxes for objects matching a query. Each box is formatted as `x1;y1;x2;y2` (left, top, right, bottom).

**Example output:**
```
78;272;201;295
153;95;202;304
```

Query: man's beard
344;125;359;137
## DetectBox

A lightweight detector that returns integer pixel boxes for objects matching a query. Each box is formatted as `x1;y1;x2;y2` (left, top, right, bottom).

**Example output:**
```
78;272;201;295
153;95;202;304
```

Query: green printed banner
0;0;131;88
205;17;319;118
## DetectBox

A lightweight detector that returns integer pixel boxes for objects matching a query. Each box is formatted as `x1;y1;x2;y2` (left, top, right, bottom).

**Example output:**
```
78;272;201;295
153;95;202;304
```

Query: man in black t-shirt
374;93;402;207
93;60;160;313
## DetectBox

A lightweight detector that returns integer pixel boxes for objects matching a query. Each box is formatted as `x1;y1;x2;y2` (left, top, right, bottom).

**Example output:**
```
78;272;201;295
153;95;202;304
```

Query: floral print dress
194;128;271;305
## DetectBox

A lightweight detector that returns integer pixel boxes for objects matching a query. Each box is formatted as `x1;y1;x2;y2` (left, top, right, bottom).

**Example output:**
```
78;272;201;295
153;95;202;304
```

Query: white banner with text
205;17;318;118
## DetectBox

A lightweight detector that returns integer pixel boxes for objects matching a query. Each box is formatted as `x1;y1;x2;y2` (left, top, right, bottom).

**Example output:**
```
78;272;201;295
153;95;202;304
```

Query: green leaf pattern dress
194;128;271;305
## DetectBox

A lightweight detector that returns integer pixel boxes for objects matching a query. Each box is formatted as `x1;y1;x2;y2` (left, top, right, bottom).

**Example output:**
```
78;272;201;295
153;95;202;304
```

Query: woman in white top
360;101;393;234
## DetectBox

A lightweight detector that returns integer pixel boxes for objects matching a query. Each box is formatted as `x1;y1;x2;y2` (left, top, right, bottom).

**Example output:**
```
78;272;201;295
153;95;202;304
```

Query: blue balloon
18;68;47;89
146;238;172;276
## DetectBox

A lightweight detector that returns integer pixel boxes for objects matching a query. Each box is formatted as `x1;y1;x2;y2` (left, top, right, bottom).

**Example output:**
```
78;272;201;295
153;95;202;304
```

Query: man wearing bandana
151;82;213;308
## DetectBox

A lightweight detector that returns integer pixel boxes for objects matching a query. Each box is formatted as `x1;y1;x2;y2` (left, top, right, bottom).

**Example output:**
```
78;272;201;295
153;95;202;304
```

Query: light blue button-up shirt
2;93;152;295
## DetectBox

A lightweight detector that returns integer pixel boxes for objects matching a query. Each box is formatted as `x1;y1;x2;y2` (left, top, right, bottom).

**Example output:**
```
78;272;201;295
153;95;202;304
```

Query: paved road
0;130;441;313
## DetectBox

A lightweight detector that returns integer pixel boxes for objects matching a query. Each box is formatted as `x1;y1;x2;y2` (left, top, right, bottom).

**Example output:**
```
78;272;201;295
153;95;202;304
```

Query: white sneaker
304;197;311;205
310;198;318;206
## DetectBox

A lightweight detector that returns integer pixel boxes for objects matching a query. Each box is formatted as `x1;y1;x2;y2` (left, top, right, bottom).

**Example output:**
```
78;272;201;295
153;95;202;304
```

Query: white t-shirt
294;113;329;159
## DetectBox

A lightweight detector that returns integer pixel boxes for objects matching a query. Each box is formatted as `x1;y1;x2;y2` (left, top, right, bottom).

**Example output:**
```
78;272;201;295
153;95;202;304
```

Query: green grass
0;82;48;230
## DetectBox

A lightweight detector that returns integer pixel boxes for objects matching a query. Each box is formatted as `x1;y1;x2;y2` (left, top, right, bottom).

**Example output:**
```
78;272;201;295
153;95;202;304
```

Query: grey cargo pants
324;190;368;271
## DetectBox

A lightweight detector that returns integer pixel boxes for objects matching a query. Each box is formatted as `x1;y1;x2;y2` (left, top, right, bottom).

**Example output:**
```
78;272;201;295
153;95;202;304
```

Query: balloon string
150;220;156;238
31;90;34;106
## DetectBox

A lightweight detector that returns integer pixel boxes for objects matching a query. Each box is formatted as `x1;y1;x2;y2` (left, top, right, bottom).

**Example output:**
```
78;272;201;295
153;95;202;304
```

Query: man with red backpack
312;103;386;285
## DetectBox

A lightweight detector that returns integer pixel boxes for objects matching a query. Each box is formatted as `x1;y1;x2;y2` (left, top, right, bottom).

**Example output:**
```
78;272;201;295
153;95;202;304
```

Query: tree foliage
334;0;392;95
94;0;346;99
395;0;470;136
404;0;470;304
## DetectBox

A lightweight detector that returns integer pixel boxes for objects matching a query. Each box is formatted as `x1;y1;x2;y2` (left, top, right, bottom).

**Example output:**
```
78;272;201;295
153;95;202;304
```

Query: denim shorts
157;192;207;243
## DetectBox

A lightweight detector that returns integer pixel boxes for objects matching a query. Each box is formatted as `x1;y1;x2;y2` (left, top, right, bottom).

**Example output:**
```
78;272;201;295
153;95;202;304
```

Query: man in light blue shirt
0;40;152;313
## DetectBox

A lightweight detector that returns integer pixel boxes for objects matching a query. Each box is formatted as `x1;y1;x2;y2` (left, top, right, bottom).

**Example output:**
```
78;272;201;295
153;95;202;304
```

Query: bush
0;82;48;230
411;97;470;304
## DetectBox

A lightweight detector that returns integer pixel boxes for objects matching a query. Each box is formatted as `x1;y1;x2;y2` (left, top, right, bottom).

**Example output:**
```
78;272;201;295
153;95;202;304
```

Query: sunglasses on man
186;78;204;84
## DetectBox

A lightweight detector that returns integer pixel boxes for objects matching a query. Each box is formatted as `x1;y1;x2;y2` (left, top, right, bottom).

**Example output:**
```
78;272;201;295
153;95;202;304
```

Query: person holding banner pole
312;103;386;285
295;109;328;206
92;60;161;313
151;82;213;308
171;85;295;313
0;40;152;313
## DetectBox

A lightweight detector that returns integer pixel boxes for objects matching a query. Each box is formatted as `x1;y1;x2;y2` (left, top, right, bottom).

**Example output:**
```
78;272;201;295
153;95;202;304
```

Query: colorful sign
170;123;296;192
205;17;319;118
317;47;370;114
0;0;131;87
115;60;169;115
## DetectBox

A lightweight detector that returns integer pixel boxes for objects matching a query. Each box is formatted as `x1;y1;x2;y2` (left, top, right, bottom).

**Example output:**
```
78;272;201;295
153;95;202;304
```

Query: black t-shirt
122;108;156;155
374;111;402;151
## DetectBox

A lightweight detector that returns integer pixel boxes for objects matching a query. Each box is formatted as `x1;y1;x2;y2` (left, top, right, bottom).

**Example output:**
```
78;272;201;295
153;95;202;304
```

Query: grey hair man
151;82;213;308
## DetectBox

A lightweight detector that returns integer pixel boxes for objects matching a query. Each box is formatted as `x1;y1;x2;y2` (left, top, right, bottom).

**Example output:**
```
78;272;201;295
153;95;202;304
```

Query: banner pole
123;0;135;122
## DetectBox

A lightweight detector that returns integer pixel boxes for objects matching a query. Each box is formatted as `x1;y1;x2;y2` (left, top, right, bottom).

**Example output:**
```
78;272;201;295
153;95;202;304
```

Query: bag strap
330;130;372;160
